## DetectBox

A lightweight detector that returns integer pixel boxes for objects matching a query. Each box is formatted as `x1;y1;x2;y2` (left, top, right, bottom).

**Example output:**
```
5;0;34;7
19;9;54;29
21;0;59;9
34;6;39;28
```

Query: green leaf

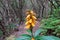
15;37;31;40
34;29;44;37
35;36;60;40
27;30;32;35
21;34;31;39
15;34;31;40
35;35;41;40
21;34;31;37
15;38;23;40
40;36;60;40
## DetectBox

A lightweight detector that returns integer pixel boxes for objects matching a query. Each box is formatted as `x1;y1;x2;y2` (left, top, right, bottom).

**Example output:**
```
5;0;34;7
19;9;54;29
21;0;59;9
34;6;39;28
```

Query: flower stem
30;26;33;37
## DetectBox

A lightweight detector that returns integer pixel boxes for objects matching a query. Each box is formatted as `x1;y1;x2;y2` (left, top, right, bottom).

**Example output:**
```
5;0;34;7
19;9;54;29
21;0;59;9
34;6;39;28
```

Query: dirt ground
14;21;40;37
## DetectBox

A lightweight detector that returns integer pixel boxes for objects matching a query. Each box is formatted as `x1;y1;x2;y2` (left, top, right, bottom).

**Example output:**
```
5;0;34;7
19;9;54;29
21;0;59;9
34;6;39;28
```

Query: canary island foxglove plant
15;10;60;40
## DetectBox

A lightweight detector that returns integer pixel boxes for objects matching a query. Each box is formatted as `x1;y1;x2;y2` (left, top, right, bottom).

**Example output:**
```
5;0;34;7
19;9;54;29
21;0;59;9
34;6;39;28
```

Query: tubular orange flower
25;21;29;25
32;16;37;20
31;22;35;27
29;19;32;23
26;15;30;19
31;37;35;40
25;24;31;29
26;18;30;21
30;10;36;16
26;15;30;21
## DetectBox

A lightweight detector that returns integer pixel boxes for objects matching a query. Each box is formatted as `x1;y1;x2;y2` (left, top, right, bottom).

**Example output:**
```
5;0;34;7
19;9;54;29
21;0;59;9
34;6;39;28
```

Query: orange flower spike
25;10;37;29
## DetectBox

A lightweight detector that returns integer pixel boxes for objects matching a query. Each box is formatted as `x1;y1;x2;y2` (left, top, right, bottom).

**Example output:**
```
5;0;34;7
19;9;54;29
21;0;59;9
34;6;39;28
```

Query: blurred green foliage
52;7;60;18
0;22;16;37
0;30;3;36
40;0;60;37
40;17;60;36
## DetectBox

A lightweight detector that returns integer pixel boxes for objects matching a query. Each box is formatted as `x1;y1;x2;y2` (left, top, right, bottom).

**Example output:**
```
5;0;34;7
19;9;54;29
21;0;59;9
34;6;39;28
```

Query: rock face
22;0;50;19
